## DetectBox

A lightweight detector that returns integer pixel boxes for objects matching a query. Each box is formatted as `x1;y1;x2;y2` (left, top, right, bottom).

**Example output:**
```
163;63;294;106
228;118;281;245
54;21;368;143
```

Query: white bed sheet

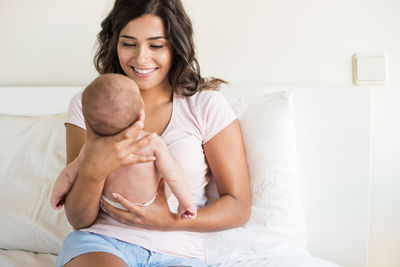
0;250;57;267
0;249;340;267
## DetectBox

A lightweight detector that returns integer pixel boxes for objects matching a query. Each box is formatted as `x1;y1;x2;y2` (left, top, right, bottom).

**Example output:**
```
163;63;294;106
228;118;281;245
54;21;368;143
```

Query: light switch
353;52;386;86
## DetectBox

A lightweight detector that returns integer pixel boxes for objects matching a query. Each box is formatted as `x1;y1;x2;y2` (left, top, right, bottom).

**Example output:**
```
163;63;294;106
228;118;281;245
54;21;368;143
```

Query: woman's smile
117;14;173;92
132;67;158;78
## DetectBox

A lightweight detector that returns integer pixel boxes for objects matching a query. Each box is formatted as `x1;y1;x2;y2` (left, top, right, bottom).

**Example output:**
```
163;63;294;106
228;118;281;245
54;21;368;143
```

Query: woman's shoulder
69;91;83;108
177;89;236;143
65;91;85;129
177;89;226;108
174;88;235;121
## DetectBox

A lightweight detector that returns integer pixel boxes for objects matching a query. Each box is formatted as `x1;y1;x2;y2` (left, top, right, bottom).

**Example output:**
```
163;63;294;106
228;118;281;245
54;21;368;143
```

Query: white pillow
205;91;309;263
0;113;72;254
0;91;308;261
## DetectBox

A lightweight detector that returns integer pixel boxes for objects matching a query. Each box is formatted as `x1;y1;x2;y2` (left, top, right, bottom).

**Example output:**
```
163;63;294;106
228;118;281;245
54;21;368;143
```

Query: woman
57;0;251;266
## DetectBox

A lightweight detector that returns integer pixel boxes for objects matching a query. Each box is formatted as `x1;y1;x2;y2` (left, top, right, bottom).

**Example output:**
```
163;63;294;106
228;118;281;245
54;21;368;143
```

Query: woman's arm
196;119;251;229
66;124;86;164
64;122;157;229
102;120;252;231
64;123;102;229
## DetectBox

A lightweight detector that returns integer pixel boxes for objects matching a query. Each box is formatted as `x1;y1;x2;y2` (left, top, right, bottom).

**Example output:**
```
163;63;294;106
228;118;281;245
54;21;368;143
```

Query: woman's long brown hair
94;0;227;96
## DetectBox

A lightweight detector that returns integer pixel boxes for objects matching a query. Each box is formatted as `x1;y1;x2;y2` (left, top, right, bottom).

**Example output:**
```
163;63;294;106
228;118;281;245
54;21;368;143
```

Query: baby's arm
152;136;196;219
50;145;86;209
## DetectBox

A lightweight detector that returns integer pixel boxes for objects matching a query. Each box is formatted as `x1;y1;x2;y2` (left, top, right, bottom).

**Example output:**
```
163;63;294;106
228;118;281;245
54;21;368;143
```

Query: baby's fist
50;197;65;210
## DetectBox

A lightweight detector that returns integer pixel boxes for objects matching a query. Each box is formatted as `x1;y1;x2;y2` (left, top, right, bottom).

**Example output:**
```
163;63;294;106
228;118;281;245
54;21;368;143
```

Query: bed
0;85;370;266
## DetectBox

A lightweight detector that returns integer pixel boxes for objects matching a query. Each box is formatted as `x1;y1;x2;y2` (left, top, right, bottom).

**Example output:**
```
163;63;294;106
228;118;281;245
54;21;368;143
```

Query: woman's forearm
64;168;106;229
172;194;251;232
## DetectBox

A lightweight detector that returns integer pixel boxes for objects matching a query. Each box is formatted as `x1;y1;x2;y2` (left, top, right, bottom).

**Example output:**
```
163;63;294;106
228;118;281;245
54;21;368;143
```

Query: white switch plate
353;52;387;86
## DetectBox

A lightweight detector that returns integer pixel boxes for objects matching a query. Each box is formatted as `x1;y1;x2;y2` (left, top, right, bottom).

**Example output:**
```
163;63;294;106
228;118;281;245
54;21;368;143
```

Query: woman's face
117;14;173;92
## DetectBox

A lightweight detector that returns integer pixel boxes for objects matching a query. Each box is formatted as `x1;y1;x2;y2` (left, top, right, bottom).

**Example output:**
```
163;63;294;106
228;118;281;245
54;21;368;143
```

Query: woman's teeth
134;68;156;74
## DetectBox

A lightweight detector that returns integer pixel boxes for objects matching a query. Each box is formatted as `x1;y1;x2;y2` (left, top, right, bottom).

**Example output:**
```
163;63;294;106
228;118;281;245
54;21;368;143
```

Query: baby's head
82;74;143;137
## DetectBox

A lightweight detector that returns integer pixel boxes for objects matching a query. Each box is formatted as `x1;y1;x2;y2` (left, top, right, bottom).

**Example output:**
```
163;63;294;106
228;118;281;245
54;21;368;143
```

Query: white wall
1;1;399;267
369;87;400;267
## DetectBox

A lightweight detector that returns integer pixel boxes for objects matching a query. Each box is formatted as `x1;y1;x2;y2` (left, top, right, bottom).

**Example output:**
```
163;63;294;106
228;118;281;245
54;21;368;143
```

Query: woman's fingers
100;193;153;228
129;132;156;149
114;119;144;142
100;197;139;225
112;193;142;214
121;133;156;165
97;121;156;166
100;179;175;230
125;154;156;165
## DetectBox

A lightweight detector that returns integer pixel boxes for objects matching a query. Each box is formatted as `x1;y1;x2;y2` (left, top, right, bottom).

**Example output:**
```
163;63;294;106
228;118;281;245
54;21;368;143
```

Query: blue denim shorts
56;230;207;267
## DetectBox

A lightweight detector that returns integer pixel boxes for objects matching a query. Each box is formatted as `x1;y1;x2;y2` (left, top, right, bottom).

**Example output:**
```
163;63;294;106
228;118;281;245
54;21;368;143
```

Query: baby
50;74;196;219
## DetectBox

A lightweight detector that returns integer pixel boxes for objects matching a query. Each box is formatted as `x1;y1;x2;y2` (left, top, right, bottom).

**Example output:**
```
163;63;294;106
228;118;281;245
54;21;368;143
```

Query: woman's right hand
81;120;156;181
65;118;156;229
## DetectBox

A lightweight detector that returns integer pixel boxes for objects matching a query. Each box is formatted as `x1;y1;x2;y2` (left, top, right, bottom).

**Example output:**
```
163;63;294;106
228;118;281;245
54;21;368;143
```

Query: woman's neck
140;83;174;135
140;84;173;108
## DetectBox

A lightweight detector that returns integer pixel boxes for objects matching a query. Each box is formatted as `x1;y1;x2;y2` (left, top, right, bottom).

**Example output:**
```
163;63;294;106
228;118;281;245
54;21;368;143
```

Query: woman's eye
150;45;164;49
122;43;136;47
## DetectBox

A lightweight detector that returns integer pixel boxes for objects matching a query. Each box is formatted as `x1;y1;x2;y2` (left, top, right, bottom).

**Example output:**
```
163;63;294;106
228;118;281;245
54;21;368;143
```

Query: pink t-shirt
65;89;236;259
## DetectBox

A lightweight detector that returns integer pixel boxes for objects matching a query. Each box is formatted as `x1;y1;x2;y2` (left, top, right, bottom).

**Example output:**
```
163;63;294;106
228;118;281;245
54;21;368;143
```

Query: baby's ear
137;110;145;122
84;120;96;140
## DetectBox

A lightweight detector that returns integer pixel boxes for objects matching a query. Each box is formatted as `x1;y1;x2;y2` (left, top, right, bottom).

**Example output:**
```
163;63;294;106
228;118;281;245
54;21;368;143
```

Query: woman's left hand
100;179;178;231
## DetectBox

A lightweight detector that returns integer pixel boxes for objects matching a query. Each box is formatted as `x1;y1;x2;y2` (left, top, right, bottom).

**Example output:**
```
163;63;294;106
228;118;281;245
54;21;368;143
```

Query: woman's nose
135;45;150;65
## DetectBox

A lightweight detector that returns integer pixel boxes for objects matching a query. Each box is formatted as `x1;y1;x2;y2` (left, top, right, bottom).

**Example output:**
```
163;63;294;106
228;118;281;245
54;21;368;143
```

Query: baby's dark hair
82;74;143;136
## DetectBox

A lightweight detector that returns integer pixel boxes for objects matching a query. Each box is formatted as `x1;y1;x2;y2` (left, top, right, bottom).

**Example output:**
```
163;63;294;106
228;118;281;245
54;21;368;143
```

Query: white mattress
0;249;340;267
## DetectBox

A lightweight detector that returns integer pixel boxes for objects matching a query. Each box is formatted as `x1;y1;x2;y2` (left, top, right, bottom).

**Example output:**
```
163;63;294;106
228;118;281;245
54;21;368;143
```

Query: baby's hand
178;204;197;219
50;196;65;210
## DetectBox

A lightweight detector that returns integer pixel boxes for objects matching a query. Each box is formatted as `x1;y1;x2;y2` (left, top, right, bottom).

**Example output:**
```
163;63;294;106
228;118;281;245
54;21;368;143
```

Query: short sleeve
199;90;237;143
65;92;86;130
